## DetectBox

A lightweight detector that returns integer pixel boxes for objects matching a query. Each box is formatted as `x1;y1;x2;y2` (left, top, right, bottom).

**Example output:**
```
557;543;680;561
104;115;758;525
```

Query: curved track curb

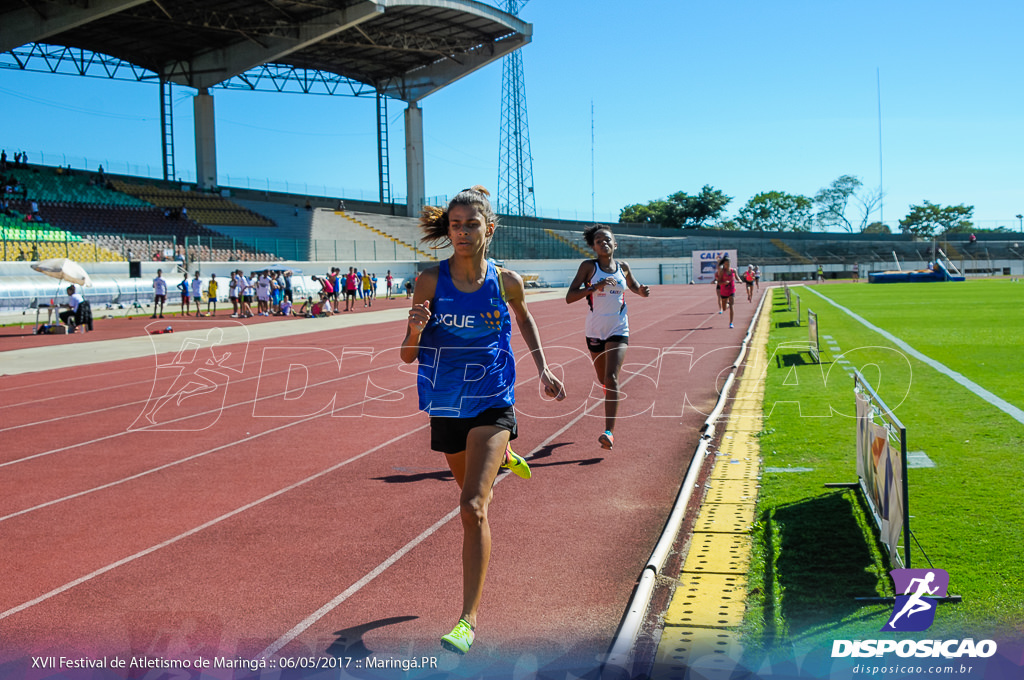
603;286;773;677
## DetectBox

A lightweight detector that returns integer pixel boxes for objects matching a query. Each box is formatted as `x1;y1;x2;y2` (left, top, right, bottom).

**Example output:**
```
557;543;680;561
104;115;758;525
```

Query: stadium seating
111;180;275;227
2;167;148;207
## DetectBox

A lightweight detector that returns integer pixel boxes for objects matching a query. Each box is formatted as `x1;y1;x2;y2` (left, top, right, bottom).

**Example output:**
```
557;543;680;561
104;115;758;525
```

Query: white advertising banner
691;249;737;284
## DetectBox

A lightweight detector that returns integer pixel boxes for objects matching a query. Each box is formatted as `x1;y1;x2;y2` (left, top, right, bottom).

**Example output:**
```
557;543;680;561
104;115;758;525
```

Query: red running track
0;285;757;679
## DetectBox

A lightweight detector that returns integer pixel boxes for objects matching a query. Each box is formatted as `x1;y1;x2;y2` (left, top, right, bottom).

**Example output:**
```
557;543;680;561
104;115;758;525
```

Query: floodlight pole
497;0;536;218
1016;213;1022;233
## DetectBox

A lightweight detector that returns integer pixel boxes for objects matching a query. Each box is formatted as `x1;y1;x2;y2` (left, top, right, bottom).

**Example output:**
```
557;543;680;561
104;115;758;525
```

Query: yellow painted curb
653;290;774;676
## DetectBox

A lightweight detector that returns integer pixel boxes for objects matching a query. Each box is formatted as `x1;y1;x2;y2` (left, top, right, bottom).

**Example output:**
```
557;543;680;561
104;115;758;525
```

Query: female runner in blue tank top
566;224;650;450
400;186;565;655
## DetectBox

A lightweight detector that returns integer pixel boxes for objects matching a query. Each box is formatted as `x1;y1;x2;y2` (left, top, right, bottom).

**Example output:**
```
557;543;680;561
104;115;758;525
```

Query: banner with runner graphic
856;386;906;566
691;249;737;284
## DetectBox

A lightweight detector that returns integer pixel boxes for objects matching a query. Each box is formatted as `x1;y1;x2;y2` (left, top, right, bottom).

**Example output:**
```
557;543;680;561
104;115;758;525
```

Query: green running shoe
441;618;475;654
500;444;531;480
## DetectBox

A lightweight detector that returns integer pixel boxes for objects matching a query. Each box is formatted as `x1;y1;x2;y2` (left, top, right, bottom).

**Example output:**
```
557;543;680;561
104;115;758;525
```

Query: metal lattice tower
497;0;536;217
159;78;175;181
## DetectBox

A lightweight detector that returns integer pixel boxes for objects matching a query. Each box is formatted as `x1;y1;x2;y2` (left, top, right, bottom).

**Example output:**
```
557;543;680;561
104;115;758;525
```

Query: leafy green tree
619;201;666;225
813;174;883;233
619;185;731;229
898;201;973;237
863;221;890;234
736;191;814;232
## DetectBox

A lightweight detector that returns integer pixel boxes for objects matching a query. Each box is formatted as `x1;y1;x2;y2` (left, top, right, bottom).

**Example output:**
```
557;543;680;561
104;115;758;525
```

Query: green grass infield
741;279;1024;662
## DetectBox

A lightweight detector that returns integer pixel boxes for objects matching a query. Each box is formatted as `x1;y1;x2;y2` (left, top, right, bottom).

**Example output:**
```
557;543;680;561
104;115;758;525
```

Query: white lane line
806;286;1024;425
260;305;720;657
4;295;714;636
0;427;424;623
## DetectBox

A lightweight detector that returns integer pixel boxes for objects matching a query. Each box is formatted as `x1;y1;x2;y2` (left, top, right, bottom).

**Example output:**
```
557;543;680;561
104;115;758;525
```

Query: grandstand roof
0;0;531;101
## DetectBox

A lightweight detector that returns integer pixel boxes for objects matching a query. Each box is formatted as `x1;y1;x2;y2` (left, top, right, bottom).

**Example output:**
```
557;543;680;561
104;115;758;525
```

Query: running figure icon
131;326;245;431
887;572;938;628
883;568;949;632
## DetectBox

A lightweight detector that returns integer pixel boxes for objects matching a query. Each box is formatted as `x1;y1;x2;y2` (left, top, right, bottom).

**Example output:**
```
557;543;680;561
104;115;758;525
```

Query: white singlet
584;260;629;340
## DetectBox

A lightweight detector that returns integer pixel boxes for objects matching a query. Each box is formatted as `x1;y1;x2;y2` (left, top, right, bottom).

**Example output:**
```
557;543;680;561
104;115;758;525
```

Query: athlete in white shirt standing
152;268;168;318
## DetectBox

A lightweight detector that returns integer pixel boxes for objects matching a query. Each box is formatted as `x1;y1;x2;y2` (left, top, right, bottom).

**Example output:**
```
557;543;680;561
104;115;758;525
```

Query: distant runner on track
565;224;650;450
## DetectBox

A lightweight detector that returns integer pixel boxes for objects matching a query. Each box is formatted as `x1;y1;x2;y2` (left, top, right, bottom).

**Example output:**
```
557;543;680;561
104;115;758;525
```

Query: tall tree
736;191;814;232
898;201;974;237
813;175;882;233
619;185;731;229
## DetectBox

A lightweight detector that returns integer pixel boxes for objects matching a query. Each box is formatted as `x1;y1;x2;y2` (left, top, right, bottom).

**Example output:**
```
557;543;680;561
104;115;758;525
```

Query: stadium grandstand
3;0;1022;308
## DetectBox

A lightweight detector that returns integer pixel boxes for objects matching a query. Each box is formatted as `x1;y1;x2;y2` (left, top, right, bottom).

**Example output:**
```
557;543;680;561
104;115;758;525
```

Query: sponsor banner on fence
691;249;737;284
856;391;905;564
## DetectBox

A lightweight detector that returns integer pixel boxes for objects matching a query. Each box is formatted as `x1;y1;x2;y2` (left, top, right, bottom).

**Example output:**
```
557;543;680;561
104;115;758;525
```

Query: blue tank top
417;260;515;417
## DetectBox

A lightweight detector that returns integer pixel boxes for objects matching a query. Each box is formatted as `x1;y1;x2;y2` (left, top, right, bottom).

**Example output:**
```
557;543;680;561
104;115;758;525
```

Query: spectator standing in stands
177;272;191;316
15;249;26;261
152;269;168;318
207;273;219;316
190;271;203;317
31;244;39;260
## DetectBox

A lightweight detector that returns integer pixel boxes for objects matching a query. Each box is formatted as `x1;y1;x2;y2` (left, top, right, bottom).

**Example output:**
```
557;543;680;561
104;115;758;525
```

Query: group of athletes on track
309;267;400;314
401;186;767;655
149;267;406;320
713;257;760;328
400;185;657;655
150;185;751;656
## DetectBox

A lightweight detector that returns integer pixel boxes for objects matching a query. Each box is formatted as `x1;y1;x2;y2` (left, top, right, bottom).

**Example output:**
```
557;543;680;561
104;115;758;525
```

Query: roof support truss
0;0;149;54
163;1;383;89
383;32;530;102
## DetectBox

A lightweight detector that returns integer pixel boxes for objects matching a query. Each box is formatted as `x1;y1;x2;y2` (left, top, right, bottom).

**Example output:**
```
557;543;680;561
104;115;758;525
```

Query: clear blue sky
1;0;1022;230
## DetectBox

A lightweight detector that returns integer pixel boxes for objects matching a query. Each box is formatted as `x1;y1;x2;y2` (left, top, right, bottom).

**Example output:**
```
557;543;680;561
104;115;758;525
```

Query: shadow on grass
762;490;884;644
776;352;816;367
